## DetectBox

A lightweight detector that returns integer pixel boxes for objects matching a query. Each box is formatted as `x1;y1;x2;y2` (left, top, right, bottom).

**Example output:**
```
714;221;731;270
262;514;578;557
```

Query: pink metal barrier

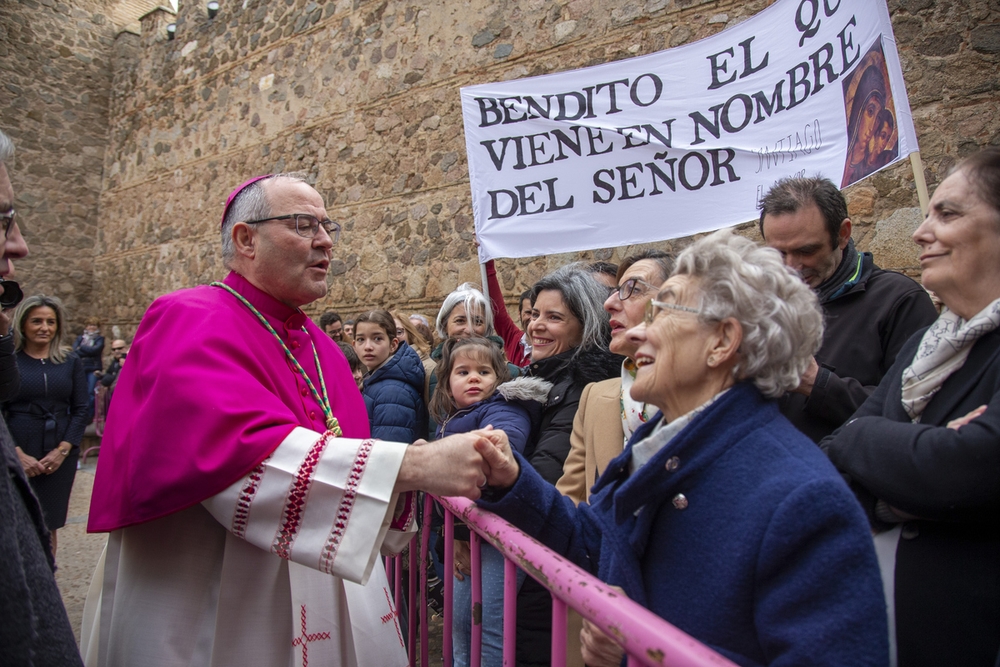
385;494;738;667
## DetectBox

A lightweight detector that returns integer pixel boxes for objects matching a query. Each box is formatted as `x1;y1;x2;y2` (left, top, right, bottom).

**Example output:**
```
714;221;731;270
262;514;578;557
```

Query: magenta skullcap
221;174;273;228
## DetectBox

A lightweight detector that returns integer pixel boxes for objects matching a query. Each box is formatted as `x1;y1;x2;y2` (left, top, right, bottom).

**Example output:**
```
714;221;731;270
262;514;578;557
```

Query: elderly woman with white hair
427;283;513;411
477;229;888;667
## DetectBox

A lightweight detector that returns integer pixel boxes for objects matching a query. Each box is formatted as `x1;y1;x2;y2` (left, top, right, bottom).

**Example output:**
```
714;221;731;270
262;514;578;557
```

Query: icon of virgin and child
841;39;900;188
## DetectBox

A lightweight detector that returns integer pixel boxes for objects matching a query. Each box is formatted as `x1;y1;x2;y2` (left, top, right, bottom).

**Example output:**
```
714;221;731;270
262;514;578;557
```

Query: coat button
310;411;316;420
301;387;309;396
664;456;680;472
290;341;300;349
672;494;688;510
901;524;919;540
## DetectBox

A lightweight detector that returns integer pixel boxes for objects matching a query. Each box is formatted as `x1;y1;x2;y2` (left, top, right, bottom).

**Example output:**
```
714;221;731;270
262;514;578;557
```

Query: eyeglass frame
643;298;702;324
1;209;15;239
244;213;341;242
614;277;659;301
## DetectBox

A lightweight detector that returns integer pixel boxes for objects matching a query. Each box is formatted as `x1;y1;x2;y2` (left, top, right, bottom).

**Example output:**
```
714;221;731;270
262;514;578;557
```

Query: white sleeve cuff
202;426;409;584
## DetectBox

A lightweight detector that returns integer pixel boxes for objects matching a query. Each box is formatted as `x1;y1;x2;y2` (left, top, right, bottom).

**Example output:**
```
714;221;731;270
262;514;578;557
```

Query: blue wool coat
361;342;428;443
479;381;889;667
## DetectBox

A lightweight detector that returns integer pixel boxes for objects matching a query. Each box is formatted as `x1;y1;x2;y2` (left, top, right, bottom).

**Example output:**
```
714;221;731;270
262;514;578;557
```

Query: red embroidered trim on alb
231;459;268;539
272;432;333;560
381;586;405;648
291;604;331;667
319;438;374;574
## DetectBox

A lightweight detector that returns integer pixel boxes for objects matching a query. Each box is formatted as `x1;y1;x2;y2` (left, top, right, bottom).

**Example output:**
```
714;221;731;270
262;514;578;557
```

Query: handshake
394;427;520;500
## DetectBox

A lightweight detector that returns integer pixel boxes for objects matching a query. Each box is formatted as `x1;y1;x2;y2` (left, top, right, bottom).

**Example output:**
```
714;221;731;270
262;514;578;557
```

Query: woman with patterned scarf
823;148;1000;667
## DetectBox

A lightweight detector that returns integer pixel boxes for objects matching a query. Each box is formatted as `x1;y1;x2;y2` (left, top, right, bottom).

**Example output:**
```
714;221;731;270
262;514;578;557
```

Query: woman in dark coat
516;262;622;665
5;295;88;556
823;148;1000;667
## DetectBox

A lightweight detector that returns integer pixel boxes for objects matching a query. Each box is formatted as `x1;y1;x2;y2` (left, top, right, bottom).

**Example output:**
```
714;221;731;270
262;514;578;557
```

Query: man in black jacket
759;176;938;442
98;339;128;388
0;128;83;665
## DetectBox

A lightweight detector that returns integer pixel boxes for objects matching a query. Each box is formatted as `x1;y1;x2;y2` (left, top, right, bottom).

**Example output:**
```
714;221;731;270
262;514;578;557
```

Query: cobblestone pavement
55;459;106;644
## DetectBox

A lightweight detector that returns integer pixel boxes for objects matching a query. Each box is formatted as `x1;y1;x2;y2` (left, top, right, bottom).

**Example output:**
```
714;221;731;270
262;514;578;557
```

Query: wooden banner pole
910;151;930;216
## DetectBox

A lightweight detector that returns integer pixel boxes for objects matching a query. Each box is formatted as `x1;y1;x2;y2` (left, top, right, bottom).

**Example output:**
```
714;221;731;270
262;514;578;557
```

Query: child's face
354;322;398;371
449;350;498;410
867;122;893;165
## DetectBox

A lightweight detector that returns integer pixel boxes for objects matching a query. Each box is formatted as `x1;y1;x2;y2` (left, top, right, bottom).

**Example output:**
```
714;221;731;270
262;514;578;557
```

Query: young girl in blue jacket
429;336;551;667
354;309;428;443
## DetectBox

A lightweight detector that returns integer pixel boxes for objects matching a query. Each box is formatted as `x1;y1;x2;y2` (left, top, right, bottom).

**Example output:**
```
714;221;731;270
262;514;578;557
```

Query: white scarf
900;298;1000;421
620;360;654;444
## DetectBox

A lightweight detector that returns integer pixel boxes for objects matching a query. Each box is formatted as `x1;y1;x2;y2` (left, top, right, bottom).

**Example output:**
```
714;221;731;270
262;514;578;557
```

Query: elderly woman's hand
580;618;624;667
474;427;520;488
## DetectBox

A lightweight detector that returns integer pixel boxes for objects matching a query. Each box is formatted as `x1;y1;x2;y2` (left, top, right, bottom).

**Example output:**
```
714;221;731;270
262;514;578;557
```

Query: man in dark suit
759;176;938;442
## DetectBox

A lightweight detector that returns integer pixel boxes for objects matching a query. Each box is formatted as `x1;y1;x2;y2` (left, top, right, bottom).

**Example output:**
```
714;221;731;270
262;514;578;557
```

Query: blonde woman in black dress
5;295;88;556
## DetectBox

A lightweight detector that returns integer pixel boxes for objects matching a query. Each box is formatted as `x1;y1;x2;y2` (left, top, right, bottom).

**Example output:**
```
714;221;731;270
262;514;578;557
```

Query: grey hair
220;172;309;266
0;129;13;166
674;229;824;398
13;295;71;364
530;262;611;356
436;283;494;338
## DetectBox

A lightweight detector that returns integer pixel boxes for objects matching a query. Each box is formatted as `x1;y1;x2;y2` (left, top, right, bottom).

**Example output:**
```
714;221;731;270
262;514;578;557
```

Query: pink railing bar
418;494;431;667
408;540;417;667
470;530;483;667
443;510;455;667
436;496;740;667
551;596;568;667
503;557;516;667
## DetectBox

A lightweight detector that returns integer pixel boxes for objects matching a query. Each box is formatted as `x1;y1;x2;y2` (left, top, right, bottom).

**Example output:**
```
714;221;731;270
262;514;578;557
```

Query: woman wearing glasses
477;229;889;667
555;250;673;507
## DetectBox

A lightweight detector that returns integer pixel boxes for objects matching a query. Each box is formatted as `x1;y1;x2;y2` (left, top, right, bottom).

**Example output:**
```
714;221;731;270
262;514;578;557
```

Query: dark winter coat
481;382;889;667
435;376;553;454
72;332;105;374
522;346;623;484
0;334;83;665
99;357;123;388
427;336;520;408
779;251;937;442
823;328;1000;667
436;376;551;544
361;341;428;443
427;335;521;433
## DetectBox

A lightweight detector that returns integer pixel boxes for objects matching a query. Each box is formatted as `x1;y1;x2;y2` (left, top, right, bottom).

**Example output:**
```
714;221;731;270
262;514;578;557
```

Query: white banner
461;0;918;262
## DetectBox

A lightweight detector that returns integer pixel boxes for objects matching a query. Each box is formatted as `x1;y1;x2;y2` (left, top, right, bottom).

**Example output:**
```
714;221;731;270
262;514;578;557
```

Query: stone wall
12;0;1000;337
0;0;118;329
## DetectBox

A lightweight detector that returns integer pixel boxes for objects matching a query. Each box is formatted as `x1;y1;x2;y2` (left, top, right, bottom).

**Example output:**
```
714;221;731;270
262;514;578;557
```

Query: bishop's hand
395;431;492;499
474;427;519;489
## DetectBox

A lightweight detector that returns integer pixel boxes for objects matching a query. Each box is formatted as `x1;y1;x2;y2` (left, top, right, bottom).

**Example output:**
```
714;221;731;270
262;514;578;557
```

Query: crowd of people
0;120;997;667
305;153;997;667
